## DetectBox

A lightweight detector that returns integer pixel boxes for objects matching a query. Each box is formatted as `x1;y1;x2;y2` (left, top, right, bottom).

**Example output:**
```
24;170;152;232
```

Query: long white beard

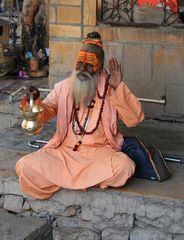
72;71;99;107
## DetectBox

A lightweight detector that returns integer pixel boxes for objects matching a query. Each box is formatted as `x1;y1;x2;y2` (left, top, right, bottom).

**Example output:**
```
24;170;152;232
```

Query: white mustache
76;71;93;81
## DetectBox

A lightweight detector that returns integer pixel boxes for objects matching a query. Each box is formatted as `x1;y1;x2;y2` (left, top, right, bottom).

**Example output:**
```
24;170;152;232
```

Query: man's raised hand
108;58;122;89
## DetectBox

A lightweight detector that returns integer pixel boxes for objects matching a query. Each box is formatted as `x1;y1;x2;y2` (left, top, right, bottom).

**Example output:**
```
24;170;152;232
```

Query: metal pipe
9;86;26;103
163;156;184;164
38;88;51;92
8;86;50;104
37;88;167;105
28;140;48;149
9;86;166;105
137;97;166;104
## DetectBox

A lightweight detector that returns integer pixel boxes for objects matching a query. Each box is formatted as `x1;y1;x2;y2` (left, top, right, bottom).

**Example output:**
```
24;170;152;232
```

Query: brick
49;40;81;65
123;44;152;83
51;0;81;5
83;0;96;26
49;6;56;23
165;83;184;116
50;24;81;37
49;41;81;83
103;43;123;66
153;46;184;85
57;6;81;24
84;27;184;46
126;81;165;117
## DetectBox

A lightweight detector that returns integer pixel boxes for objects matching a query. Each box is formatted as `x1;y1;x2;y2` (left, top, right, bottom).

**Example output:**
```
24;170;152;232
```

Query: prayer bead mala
72;76;109;151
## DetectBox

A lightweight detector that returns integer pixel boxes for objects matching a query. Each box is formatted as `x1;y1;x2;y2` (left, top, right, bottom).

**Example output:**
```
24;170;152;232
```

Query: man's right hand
26;86;40;102
108;58;122;90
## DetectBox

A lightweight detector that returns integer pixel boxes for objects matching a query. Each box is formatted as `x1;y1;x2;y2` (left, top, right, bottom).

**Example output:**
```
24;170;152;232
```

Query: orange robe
16;74;144;199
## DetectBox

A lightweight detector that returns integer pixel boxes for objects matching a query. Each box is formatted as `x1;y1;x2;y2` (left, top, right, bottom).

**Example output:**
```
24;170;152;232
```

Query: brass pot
20;94;43;135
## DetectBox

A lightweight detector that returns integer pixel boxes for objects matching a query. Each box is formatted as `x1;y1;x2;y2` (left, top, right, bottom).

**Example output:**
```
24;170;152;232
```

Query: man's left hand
108;58;122;89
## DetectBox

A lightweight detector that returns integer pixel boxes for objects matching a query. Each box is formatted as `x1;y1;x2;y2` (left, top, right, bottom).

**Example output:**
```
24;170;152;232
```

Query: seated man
16;31;144;200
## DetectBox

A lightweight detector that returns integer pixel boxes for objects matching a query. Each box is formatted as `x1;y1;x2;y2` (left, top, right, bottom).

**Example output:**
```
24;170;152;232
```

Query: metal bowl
20;105;43;135
19;105;43;119
21;119;43;135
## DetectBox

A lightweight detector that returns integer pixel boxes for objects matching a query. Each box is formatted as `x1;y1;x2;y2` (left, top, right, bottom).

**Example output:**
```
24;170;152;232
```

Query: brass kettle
20;93;43;135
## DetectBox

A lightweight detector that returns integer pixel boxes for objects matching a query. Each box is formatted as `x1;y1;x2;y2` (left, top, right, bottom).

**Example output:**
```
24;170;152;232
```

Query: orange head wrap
76;32;104;73
82;38;103;48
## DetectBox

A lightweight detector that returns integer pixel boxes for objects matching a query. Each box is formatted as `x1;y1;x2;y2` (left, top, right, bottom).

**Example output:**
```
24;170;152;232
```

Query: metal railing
98;0;184;27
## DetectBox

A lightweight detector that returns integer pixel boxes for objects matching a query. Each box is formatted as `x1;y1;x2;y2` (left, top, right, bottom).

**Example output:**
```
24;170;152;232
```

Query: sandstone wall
49;0;184;119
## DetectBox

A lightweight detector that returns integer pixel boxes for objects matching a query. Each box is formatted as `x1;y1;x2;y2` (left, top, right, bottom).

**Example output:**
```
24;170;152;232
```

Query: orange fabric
16;112;135;199
20;96;42;110
16;145;135;199
16;74;144;199
20;96;27;111
82;39;103;48
36;74;144;151
99;155;135;189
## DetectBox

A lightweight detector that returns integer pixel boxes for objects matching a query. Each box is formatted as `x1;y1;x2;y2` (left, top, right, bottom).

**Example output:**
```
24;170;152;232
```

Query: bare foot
99;185;109;189
80;188;87;192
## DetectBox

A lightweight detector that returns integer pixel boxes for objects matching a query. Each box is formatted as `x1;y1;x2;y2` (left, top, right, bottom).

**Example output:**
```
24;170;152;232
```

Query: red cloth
138;0;178;13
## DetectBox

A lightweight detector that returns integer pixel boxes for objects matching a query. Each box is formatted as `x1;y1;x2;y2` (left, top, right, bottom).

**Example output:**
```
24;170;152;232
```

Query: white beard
72;71;99;107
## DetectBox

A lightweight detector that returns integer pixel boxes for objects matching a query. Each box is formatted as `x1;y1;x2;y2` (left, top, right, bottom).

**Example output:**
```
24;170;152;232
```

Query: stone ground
0;210;52;240
0;76;184;239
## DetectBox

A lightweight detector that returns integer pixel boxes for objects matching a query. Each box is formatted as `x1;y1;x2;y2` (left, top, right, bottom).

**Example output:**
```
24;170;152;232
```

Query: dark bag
121;136;171;182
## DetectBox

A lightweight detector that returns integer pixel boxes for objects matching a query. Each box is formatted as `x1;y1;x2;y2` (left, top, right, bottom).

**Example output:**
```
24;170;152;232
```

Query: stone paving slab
0;150;183;201
0;121;55;152
0;148;29;177
119;119;184;158
1;184;184;239
0;212;51;240
0;76;184;204
0;79;17;91
0;119;184;201
121;162;184;200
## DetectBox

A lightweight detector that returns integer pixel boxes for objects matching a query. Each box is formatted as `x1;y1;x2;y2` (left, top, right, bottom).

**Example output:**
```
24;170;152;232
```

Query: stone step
118;120;184;158
0;77;184;239
1;172;184;240
1;140;184;239
0;211;52;240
